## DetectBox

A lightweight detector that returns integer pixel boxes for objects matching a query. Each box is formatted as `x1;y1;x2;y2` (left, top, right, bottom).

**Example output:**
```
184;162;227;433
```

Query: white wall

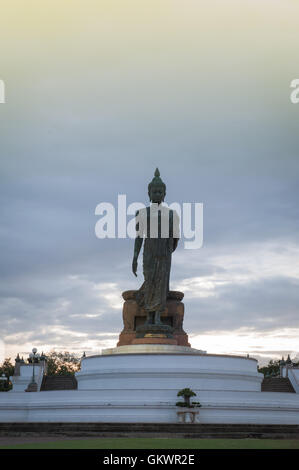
0;389;299;424
10;363;45;392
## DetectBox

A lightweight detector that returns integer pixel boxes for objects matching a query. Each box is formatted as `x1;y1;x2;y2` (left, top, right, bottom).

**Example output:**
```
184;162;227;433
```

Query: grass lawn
1;438;299;449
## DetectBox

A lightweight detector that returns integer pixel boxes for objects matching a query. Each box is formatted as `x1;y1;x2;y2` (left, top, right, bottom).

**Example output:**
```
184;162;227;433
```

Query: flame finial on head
148;168;166;189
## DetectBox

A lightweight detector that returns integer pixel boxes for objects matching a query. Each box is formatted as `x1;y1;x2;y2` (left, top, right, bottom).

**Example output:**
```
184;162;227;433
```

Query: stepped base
76;352;263;396
1;351;298;425
101;344;205;355
117;290;190;347
1;422;299;439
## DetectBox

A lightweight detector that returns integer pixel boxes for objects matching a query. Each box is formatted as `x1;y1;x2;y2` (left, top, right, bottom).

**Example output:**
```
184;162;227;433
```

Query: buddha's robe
135;205;179;314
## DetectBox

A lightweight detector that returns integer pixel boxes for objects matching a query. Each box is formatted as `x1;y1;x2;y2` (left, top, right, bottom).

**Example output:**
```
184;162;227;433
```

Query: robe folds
135;205;179;314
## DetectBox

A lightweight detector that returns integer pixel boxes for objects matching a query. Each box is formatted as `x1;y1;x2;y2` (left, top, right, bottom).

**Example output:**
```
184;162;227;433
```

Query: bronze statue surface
132;169;180;336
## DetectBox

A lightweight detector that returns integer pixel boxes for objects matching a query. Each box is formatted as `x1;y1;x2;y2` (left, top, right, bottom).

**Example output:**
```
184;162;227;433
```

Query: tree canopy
45;351;81;376
258;358;299;377
0;351;81;391
0;358;14;391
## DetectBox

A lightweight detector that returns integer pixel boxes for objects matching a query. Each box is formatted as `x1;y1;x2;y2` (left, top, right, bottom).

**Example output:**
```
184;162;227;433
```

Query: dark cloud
183;277;299;334
1;4;299;359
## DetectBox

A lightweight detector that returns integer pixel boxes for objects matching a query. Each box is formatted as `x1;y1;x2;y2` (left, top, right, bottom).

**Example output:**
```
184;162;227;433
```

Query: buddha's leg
154;309;164;324
144;311;155;325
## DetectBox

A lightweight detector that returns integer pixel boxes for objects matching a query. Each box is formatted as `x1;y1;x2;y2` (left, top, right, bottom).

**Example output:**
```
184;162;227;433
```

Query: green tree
45;351;80;376
258;359;281;377
176;388;199;408
258;357;299;377
0;358;14;391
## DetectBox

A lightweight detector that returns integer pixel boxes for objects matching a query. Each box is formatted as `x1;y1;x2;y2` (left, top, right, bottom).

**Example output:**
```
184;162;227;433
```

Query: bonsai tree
176;388;201;408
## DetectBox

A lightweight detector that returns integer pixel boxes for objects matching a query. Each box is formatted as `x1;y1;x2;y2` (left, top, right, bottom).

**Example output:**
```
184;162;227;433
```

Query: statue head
148;168;166;204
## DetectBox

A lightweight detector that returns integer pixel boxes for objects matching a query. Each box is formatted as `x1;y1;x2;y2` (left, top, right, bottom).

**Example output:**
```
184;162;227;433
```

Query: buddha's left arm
172;210;180;252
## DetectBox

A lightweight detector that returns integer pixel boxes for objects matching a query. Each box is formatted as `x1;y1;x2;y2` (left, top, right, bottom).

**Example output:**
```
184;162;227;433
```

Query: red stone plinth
117;290;190;347
132;337;178;345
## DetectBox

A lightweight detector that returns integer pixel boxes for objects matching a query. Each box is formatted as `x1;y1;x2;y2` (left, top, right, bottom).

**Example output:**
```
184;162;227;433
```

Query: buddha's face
149;185;165;204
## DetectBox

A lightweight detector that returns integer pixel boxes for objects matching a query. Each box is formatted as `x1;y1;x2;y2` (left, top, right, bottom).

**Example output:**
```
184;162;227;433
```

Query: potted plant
176;388;201;408
175;388;201;423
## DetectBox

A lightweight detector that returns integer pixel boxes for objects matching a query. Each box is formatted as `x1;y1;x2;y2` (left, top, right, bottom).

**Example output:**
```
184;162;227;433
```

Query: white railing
287;368;299;394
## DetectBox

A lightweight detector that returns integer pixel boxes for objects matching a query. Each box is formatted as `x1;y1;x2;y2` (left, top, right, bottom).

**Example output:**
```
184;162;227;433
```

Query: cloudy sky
1;0;298;366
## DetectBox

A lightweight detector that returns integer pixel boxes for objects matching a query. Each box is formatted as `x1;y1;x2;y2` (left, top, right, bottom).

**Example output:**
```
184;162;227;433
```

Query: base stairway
1;423;299;439
261;377;295;393
40;376;77;391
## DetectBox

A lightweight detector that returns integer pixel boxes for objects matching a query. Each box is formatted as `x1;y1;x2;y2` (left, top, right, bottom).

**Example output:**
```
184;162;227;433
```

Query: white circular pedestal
76;345;263;393
1;345;298;424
